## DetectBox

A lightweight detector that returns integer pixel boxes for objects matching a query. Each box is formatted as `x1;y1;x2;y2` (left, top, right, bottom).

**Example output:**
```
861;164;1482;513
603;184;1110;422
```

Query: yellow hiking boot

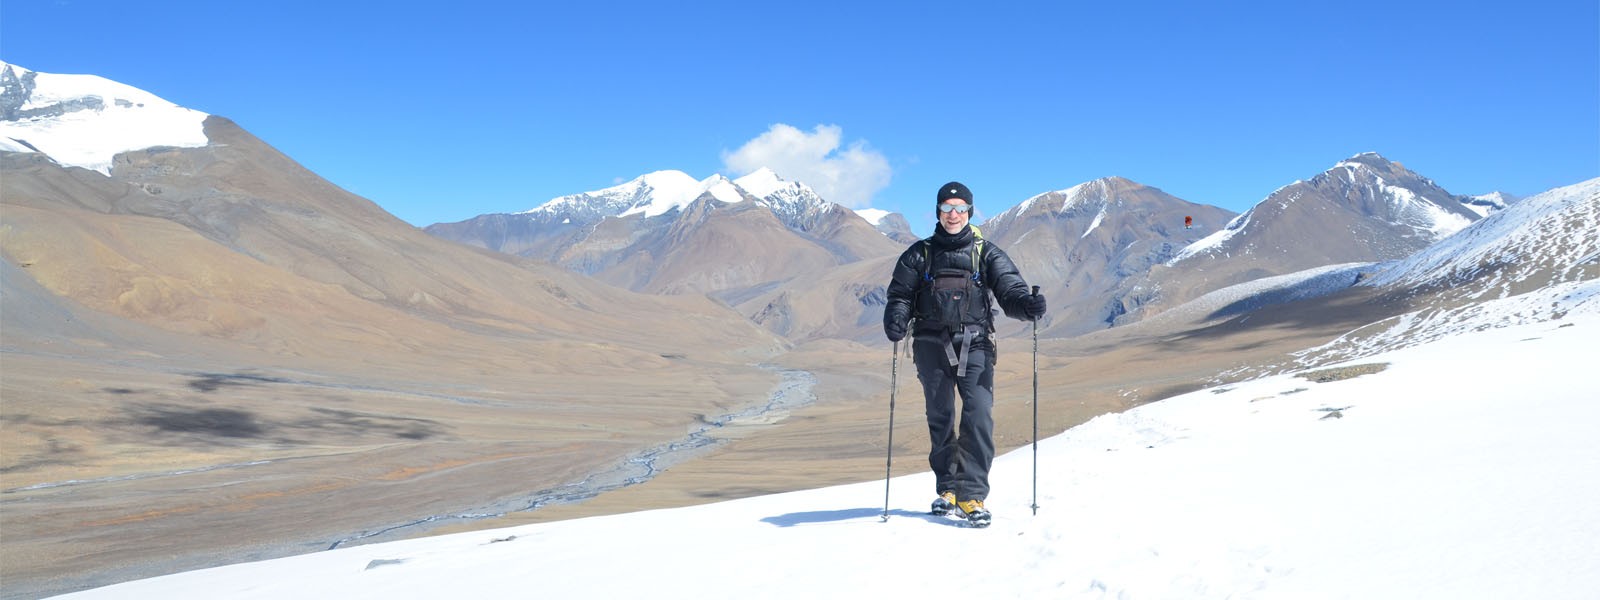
956;498;991;527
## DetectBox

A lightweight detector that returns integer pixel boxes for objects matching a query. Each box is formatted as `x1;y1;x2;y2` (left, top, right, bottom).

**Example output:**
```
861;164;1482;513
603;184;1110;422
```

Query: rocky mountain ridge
979;176;1238;337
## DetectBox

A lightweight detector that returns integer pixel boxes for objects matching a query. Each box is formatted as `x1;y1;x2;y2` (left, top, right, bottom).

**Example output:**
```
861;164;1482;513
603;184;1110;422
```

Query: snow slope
1363;178;1599;295
56;306;1600;599
1135;262;1375;329
0;62;209;175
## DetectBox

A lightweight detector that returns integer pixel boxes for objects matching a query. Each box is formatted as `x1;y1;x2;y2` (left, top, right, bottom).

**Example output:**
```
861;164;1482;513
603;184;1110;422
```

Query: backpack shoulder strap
970;225;985;282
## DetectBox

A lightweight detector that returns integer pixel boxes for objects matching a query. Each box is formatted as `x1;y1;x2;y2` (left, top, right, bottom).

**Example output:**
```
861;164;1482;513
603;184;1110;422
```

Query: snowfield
1135;262;1375;329
0;61;209;175
55;308;1600;599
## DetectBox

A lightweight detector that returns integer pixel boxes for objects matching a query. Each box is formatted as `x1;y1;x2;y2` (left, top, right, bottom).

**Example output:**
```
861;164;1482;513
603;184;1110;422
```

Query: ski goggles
938;203;972;214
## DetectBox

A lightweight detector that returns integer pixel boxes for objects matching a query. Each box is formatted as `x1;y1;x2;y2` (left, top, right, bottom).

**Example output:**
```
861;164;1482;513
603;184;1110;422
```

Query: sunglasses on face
939;204;972;214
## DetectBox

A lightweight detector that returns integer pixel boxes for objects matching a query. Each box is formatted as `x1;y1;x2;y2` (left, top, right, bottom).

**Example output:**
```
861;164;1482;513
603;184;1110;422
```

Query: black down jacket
883;225;1033;343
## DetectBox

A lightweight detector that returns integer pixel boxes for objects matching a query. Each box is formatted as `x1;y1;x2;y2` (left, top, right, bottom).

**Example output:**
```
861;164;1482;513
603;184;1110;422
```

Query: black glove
1023;292;1047;321
885;318;906;343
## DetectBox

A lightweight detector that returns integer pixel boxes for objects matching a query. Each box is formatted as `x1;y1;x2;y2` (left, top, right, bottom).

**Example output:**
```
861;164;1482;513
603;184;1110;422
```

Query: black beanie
936;181;973;206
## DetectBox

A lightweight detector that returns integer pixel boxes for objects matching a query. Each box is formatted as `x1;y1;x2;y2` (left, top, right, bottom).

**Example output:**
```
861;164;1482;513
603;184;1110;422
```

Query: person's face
938;199;971;233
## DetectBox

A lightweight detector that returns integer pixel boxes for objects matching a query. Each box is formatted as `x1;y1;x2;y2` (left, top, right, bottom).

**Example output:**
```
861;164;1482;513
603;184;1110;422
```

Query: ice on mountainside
0;62;209;175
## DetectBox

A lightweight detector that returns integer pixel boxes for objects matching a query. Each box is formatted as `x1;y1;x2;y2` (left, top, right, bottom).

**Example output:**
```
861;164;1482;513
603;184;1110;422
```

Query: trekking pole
882;340;900;522
1031;285;1040;516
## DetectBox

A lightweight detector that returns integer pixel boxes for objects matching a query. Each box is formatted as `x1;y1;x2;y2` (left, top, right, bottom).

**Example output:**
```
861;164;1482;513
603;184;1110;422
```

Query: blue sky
4;1;1596;235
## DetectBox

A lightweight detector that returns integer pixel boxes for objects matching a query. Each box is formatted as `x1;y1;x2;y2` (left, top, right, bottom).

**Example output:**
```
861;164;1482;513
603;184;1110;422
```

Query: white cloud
722;124;891;208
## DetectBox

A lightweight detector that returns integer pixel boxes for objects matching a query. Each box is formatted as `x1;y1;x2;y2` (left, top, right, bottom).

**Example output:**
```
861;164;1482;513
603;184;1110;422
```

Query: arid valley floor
2;281;1394;598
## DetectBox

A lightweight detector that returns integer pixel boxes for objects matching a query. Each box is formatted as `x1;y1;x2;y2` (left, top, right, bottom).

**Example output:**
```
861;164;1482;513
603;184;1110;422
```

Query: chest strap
940;324;984;378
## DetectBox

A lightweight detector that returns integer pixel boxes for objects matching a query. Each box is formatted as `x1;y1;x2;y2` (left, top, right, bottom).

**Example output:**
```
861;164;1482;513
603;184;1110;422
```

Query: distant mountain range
425;145;1525;341
1;60;1538;345
424;168;903;296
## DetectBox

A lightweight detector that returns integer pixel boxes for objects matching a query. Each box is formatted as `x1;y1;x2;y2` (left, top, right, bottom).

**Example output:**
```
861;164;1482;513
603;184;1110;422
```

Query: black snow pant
912;334;995;502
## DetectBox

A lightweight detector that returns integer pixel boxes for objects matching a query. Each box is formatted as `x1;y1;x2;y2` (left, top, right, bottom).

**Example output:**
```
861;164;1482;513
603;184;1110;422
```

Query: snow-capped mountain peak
1326;153;1476;239
732;167;786;198
732;168;824;209
854;208;890;226
728;168;838;231
518;166;856;230
0;61;209;175
698;174;745;206
1334;151;1393;171
521;170;748;221
618;170;726;218
1000;177;1144;224
1172;153;1481;266
474;165;904;259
